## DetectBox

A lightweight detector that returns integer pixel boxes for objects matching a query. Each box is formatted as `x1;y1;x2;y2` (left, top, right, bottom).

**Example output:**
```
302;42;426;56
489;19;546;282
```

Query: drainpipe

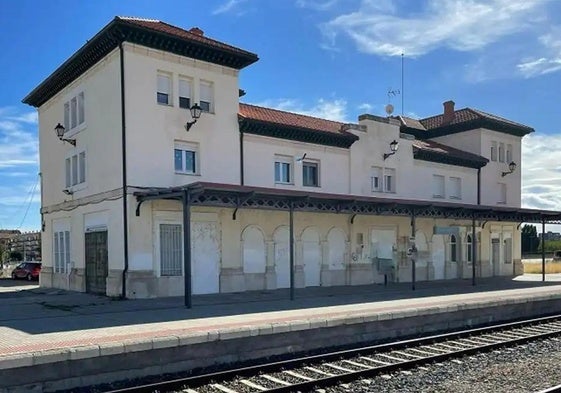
239;130;244;186
119;43;129;299
477;167;481;205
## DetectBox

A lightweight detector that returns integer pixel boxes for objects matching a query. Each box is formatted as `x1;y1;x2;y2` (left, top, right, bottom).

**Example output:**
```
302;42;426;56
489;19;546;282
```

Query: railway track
107;314;561;393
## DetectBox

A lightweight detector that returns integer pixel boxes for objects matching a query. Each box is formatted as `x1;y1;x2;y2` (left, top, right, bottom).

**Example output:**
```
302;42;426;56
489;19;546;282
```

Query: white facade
27;18;532;298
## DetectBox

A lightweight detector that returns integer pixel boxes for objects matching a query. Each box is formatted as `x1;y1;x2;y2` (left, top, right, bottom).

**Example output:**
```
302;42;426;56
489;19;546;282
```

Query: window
491;141;497;162
499;142;505;162
498;183;507;204
65;151;86;188
372;167;395;193
157;74;171;105
53;230;70;274
275;162;291;184
466;234;472;263
506;144;512;163
70;97;77;129
371;167;382;192
384;168;396;192
174;142;198;174
433;175;445;198
64;102;70;131
160;224;182;276
450;235;457;262
179;78;192;109
449;177;461;199
63;92;85;134
200;80;213;112
303;161;319;187
78;92;85;124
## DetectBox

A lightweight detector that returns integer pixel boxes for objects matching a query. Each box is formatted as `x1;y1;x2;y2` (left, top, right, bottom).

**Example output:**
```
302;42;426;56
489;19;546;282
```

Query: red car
11;262;41;281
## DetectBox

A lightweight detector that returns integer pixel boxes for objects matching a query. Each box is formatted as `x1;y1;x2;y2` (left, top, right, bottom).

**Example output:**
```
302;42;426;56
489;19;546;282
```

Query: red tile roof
419;108;533;132
118;17;257;59
413;139;488;165
239;103;347;135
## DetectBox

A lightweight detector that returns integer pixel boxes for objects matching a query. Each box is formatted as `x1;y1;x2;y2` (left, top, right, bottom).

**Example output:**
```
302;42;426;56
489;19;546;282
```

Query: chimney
442;100;455;125
188;27;204;36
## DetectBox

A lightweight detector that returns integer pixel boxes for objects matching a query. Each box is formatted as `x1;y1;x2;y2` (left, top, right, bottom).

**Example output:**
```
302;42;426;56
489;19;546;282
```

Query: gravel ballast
325;338;561;393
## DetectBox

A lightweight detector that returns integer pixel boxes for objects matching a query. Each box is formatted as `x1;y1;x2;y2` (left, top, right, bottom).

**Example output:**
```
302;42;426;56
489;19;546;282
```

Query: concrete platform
2;276;561;392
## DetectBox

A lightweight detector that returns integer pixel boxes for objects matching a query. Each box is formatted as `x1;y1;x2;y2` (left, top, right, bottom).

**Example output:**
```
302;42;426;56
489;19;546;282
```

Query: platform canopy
134;181;561;224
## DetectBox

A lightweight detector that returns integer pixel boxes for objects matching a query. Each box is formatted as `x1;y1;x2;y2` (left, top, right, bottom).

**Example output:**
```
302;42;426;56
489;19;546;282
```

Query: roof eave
413;148;488;169
238;117;358;149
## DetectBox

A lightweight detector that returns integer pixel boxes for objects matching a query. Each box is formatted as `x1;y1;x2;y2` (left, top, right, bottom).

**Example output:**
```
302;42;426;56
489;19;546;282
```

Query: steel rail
105;313;561;393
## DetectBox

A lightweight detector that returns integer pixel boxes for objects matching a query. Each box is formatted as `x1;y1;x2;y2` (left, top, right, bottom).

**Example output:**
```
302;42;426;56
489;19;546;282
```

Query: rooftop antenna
385;88;400;117
401;53;404;115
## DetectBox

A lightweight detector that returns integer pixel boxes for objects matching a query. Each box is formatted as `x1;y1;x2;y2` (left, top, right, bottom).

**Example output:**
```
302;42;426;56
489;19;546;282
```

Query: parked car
11;262;41;281
554;251;561;261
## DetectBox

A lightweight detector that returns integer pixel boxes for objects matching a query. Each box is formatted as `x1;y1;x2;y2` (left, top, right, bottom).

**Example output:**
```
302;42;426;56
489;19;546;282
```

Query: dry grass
523;261;561;274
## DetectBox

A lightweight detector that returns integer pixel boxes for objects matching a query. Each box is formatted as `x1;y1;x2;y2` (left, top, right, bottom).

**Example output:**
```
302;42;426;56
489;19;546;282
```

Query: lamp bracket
185;120;197;132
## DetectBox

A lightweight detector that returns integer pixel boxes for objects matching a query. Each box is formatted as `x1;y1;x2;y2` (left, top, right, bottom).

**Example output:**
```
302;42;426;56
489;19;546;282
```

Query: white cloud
0;106;40;230
296;0;340;11
253;98;349;122
517;26;561;77
212;0;250;15
521;133;561;211
322;0;551;57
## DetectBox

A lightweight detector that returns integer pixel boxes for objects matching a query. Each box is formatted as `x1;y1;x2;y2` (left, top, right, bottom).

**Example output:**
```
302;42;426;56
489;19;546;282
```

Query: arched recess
274;226;290;288
327;227;346;270
414;230;428;267
302;227;321;287
242;226;266;274
431;234;445;280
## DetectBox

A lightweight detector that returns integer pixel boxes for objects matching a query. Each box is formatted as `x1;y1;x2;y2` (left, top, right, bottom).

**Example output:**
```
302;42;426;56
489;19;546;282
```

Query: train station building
23;16;561;299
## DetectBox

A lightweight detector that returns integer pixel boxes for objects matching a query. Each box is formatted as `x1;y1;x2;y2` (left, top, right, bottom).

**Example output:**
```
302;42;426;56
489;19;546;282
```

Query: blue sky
1;0;561;231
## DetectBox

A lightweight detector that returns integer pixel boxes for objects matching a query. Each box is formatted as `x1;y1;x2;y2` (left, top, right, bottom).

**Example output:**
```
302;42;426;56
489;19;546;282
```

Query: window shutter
157;75;170;94
179;79;191;98
200;81;212;102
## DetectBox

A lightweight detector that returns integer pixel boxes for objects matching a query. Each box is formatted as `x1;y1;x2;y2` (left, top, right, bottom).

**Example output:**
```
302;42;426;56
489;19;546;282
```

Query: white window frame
498;182;507;204
498;142;505;163
63;91;86;138
65;150;87;190
384;168;396;193
432;174;445;198
178;77;192;109
302;160;320;187
506;144;513;163
274;155;293;184
491;141;497;162
371;166;383;192
199;80;214;113
157;73;172;106
53;220;70;274
174;141;199;175
449;177;461;200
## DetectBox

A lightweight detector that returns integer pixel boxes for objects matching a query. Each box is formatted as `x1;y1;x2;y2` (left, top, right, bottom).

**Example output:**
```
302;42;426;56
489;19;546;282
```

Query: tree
521;224;540;254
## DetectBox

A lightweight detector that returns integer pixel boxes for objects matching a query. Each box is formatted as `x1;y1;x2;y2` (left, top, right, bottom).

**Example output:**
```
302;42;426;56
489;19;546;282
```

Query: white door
302;228;321;287
431;235;445;280
192;222;220;294
371;228;396;275
274;227;290;288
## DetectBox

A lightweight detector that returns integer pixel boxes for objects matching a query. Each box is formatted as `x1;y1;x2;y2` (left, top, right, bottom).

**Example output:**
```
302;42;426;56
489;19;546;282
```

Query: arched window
466;234;472;263
450;234;457;262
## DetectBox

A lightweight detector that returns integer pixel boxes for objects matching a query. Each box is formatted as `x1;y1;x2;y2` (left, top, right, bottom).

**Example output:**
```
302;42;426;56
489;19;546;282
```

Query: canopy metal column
289;201;295;301
472;216;477;286
542;216;546;282
411;212;416;291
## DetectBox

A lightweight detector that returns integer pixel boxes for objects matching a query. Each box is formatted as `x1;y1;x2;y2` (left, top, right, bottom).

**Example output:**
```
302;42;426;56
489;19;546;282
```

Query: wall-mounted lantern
501;161;516;177
383;139;399;160
54;123;76;146
185;103;203;132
